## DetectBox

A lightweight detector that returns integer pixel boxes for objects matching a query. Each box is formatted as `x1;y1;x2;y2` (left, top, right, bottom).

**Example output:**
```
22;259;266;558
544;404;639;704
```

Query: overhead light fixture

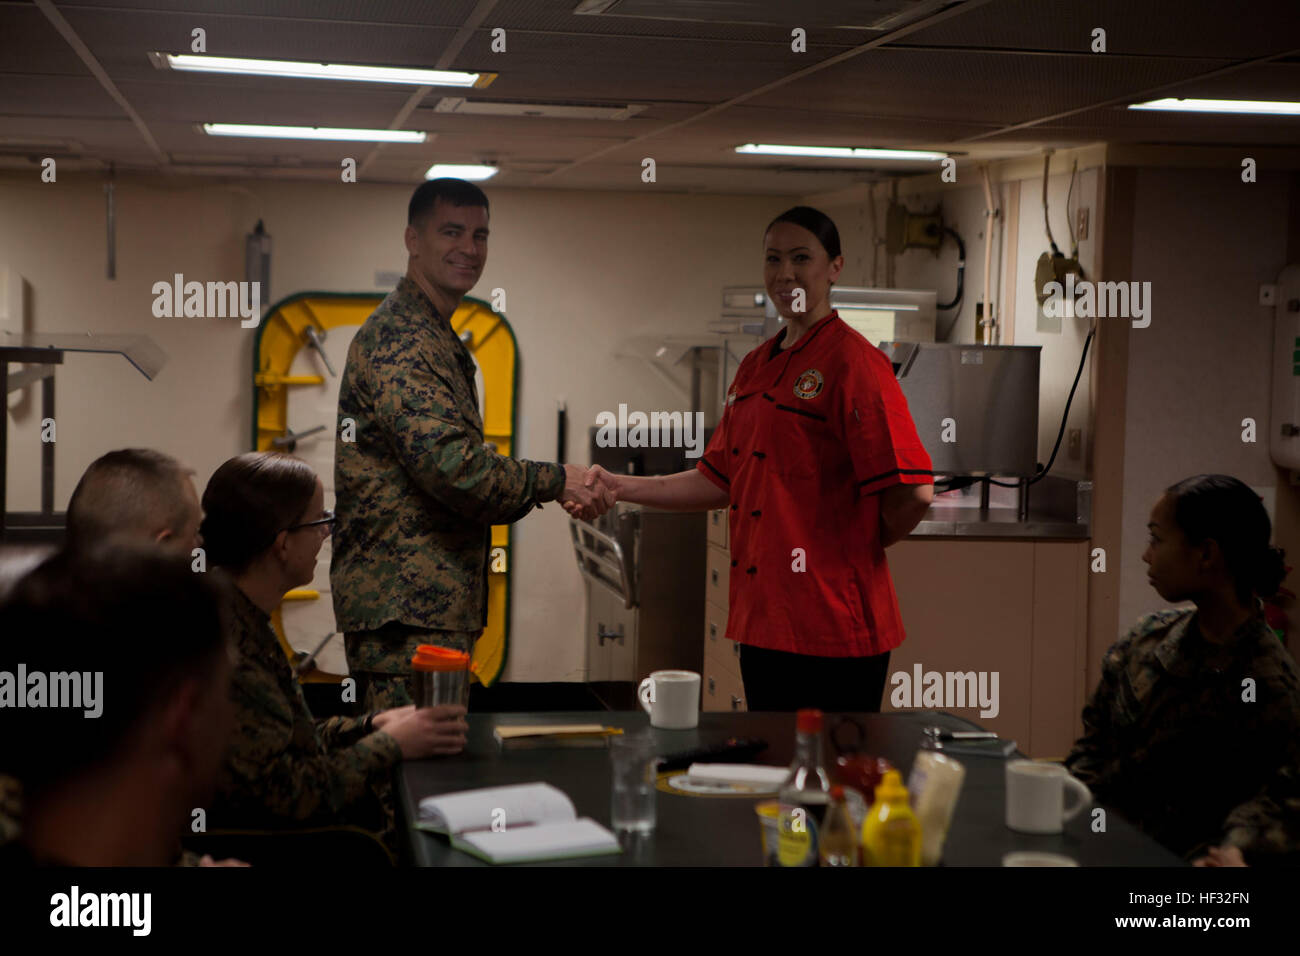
203;123;426;142
433;97;646;120
425;163;498;181
735;143;947;161
1128;97;1300;116
152;53;494;88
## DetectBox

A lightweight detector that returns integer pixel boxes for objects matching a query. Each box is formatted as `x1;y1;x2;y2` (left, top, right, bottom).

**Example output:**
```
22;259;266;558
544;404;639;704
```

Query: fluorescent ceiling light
154;53;492;88
425;164;498;181
1128;97;1300;116
203;123;426;142
736;143;947;161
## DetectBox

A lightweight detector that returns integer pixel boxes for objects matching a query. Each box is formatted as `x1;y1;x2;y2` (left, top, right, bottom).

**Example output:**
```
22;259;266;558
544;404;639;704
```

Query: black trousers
739;644;892;713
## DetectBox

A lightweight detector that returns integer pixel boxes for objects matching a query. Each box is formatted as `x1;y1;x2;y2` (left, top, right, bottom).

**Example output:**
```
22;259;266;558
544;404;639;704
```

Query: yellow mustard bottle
861;770;922;867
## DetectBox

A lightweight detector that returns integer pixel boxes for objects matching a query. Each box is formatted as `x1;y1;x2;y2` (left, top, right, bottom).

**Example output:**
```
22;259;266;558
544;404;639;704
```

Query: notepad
416;783;621;864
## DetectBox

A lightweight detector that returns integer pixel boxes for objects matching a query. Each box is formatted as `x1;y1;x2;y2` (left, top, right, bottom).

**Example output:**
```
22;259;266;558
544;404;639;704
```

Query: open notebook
416;783;621;864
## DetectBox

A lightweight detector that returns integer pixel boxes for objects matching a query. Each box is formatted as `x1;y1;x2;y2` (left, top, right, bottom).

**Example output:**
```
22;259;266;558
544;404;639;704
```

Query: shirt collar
1155;608;1267;676
396;275;443;325
768;310;840;361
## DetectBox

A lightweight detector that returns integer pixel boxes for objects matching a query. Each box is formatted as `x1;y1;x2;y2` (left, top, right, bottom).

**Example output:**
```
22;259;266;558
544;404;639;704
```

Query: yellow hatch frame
252;291;520;687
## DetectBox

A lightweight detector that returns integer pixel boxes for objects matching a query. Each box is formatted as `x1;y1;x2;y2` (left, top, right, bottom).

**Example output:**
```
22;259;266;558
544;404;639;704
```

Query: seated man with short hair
0;543;233;866
0;448;207;851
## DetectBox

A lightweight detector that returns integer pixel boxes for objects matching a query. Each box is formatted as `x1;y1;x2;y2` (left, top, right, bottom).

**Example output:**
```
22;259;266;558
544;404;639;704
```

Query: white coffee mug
1005;760;1092;834
638;670;701;729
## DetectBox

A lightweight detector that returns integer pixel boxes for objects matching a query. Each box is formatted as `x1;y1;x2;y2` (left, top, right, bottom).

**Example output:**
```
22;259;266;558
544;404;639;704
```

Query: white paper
686;763;790;787
456;819;619;863
418;782;575;834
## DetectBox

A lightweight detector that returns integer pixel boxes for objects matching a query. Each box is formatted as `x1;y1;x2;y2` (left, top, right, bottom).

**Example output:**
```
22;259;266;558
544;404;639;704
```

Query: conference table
396;709;1183;866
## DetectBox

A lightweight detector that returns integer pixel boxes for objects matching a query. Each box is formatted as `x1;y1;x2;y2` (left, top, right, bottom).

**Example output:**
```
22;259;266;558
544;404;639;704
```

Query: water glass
610;734;660;834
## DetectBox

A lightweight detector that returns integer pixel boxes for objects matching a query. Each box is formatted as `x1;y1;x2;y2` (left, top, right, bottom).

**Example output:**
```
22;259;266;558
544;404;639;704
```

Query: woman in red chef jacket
580;207;934;712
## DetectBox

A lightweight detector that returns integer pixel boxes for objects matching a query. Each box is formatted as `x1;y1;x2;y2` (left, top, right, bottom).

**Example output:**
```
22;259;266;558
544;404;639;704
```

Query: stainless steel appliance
879;342;1041;477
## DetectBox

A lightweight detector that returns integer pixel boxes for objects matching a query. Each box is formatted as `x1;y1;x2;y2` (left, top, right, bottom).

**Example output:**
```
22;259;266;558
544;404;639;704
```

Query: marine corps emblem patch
793;368;824;400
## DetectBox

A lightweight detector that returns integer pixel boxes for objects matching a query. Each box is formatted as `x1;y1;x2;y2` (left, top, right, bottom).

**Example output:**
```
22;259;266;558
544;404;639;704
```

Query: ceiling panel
0;75;124;117
489;0;873;42
118;79;419;126
0;5;91;75
456;30;824;102
901;0;1300;60
51;0;479;26
746;49;1226;125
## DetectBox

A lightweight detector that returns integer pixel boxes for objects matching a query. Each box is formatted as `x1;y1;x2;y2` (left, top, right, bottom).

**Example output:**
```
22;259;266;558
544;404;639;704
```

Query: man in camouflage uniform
1066;607;1300;864
332;178;610;711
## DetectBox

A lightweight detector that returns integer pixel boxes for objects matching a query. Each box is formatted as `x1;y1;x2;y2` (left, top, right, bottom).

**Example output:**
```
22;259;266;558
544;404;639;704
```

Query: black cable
937;226;965;310
988;324;1094;488
935;225;966;341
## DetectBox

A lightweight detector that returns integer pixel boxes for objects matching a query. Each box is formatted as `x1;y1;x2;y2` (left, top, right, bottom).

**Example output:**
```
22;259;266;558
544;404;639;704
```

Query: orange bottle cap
412;645;471;672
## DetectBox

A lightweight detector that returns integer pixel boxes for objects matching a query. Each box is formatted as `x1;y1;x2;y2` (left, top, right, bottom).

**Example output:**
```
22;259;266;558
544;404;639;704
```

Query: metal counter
907;475;1091;540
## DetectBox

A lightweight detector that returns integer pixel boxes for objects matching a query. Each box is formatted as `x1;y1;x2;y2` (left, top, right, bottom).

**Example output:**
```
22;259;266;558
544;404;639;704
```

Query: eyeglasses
284;509;336;536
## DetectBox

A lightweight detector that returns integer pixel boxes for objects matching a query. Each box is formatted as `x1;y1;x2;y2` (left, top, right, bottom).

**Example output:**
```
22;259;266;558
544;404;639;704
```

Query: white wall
1117;167;1289;635
0;172;795;681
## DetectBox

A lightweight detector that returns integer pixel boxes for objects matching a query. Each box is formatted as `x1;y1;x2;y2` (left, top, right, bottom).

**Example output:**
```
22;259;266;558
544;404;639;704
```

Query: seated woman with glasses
199;452;467;849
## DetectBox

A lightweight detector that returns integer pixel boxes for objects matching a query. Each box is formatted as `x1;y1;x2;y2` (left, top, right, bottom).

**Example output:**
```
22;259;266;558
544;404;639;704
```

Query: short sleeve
838;346;933;495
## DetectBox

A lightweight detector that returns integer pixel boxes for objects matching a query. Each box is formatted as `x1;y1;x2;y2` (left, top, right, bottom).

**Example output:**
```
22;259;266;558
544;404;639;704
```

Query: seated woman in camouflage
200;452;467;846
1066;474;1300;865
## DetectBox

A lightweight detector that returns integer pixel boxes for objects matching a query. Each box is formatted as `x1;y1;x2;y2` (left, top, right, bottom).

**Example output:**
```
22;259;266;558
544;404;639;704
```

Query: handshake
560;463;620;522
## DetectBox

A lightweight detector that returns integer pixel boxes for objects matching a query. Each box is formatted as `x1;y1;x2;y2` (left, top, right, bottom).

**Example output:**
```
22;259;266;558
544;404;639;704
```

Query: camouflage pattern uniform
332;277;565;707
211;575;402;844
1066;608;1300;864
0;775;20;847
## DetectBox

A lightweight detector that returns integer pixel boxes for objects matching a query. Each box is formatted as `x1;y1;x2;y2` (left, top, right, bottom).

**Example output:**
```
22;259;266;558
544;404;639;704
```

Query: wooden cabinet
702;508;746;712
697;518;1089;752
885;538;1089;759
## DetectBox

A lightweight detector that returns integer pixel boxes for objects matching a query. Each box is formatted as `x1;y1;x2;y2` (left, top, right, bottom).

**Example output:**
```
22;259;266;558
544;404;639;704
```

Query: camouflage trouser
344;623;479;711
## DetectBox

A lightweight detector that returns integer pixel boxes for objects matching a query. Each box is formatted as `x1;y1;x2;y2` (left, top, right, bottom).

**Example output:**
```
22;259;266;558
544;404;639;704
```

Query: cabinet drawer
703;663;747;713
705;544;730;611
705;634;742;684
703;600;730;651
707;508;728;549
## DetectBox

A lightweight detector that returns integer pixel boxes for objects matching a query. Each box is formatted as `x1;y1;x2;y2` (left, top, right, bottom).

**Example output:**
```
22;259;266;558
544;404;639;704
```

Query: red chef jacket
697;311;933;658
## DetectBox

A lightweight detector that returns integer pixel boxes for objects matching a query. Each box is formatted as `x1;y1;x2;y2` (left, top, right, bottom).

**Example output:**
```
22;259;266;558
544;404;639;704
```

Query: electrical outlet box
1260;284;1277;306
1076;207;1089;241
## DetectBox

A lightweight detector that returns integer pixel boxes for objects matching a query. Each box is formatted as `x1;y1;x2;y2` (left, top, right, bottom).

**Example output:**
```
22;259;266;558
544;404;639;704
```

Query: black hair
765;206;842;260
1164;474;1287;603
0;542;229;797
65;448;194;549
199;452;317;574
408;178;490;227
